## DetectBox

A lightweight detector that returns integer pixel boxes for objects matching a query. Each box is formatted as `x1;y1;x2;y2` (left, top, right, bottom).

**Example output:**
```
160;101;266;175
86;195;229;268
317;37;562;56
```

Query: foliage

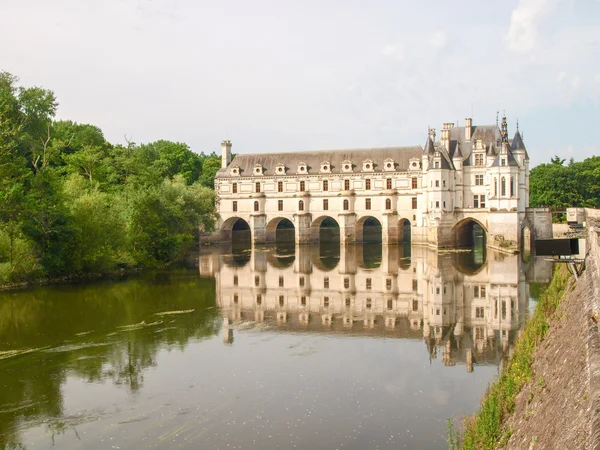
530;155;600;211
0;72;217;285
459;266;571;449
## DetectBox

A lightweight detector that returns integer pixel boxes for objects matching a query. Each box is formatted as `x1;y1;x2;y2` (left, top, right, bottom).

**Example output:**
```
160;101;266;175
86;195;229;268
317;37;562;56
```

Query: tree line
0;72;221;285
529;155;600;211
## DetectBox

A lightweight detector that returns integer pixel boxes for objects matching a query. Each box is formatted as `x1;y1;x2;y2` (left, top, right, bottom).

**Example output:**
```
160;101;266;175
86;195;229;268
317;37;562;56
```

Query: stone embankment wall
502;210;600;449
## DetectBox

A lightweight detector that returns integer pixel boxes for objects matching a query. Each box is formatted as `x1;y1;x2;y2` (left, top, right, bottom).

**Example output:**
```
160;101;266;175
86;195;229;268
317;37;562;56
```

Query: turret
221;140;232;169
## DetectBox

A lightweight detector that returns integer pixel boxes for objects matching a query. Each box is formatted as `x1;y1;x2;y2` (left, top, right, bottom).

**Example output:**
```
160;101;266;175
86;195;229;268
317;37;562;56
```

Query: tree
198;154;221;189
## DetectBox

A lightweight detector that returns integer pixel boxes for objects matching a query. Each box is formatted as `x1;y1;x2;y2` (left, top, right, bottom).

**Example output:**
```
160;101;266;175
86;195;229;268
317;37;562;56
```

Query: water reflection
202;243;553;369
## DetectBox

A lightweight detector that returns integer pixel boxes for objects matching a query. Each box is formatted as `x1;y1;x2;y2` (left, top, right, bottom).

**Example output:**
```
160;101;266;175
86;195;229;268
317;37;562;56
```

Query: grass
456;265;572;449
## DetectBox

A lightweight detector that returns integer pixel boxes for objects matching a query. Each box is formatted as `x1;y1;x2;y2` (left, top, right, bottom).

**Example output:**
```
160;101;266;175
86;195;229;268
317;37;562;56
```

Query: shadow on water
358;242;382;269
452;226;487;274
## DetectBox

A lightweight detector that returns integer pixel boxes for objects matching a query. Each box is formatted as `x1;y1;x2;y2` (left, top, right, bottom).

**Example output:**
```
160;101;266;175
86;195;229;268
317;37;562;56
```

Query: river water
0;243;552;449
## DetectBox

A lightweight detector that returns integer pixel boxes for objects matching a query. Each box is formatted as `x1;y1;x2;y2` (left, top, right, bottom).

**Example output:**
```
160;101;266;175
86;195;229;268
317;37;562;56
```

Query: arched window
501;177;506;197
510;176;514;196
385;198;392;209
494;177;498;197
254;201;259;212
343;199;349;211
299;200;304;211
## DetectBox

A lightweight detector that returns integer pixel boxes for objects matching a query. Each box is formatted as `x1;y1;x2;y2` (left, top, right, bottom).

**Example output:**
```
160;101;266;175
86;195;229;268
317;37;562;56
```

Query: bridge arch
220;217;251;242
356;216;382;243
452;217;487;248
266;217;295;243
398;218;411;243
311;216;340;243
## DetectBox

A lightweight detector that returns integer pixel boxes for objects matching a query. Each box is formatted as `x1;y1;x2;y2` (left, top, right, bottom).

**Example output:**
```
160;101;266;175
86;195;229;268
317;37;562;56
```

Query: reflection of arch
310;243;340;271
452;218;487;248
398;218;411;243
451;251;487;275
356;216;382;243
266;243;296;269
311;216;340;243
357;242;382;269
521;226;532;260
266;217;295;243
220;217;251;242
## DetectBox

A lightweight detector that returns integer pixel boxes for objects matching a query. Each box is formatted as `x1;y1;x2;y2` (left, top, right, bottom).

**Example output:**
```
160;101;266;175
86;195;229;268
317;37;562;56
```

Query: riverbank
457;219;600;449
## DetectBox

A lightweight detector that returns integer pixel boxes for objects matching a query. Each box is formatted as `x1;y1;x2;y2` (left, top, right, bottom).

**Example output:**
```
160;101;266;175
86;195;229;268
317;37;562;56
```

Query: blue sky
1;0;599;167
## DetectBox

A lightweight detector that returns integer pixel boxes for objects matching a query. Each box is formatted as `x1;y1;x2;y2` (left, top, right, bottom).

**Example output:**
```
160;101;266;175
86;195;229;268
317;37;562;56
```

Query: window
233;294;238;303
435;180;439;187
256;294;262;304
343;199;349;211
324;297;329;307
476;307;484;318
346;298;351;307
480;195;486;208
385;198;391;209
278;200;283;211
436;287;440;295
412;177;418;189
323;180;328;191
232;201;238;212
481;286;487;297
501;177;506;196
365;198;371;210
387;299;393;310
412;197;417;209
501;158;506;166
344;278;349;289
434;161;440;169
344;179;350;190
386;279;392;290
255;182;261;193
278;181;283;192
475;153;484;166
475;174;484;185
254;201;259;212
279;276;284;287
386;178;392;189
300;181;305;192
474;286;479;298
412;279;418;291
443;201;446;208
435;201;440;208
232;183;238;193
366;278;372;290
494;178;498;197
233;275;238;285
436;308;440;316
413;300;419;311
366;298;372;309
324;277;329;289
510;177;514;196
255;275;260;287
365;179;371;190
502;300;507;319
323;199;328;210
474;195;479;208
299;200;304;211
279;296;284;307
301;296;306;306
299;276;305;287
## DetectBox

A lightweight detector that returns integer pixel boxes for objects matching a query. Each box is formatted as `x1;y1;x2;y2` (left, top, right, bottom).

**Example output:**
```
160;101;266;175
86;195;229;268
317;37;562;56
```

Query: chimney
465;118;472;141
440;128;450;151
221;140;232;169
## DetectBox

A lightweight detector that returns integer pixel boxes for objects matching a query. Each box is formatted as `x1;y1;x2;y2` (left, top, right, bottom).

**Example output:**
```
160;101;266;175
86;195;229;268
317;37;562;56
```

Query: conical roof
424;136;435;154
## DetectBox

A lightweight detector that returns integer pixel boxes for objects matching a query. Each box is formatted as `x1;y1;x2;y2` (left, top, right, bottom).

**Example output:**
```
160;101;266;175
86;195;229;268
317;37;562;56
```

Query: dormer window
384;158;395;172
342;160;353;173
297;161;308;174
362;159;374;172
408;158;420;171
320;161;331;173
275;162;286;174
254;164;263;176
230;165;241;176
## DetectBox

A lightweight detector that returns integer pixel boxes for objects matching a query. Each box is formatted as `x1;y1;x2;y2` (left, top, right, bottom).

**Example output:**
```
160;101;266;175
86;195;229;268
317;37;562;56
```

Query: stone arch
398;218;411;243
266;217;295;243
310;216;340;243
220;217;251;242
451;217;487;248
356;216;382;243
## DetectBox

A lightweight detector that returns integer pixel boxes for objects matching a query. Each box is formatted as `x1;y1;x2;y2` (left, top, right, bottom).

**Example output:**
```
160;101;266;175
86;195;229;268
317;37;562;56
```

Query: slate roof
511;130;529;159
448;125;502;163
491;147;520;167
215;146;423;178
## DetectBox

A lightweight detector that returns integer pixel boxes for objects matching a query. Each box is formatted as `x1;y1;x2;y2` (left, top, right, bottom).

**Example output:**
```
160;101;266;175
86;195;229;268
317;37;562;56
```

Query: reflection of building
200;245;552;370
215;115;537;250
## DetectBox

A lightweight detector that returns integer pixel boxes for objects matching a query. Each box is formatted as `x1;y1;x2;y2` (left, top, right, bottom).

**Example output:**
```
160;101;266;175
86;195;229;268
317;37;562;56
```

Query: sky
1;0;599;167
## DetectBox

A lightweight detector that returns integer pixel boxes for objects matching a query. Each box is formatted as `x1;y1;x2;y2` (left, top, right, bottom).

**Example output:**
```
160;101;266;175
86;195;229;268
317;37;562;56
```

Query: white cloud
571;75;580;89
506;0;558;52
381;44;405;61
428;31;447;51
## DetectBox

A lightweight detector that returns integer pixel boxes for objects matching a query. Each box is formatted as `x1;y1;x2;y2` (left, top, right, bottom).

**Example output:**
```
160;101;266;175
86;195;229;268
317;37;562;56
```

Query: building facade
214;115;532;250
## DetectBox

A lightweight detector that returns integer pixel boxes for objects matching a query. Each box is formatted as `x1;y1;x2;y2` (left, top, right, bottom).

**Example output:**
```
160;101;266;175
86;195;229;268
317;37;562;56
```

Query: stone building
214;115;532;250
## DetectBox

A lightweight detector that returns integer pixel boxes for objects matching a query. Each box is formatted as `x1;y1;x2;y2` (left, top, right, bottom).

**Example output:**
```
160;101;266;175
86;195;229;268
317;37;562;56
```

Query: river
0;242;552;449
